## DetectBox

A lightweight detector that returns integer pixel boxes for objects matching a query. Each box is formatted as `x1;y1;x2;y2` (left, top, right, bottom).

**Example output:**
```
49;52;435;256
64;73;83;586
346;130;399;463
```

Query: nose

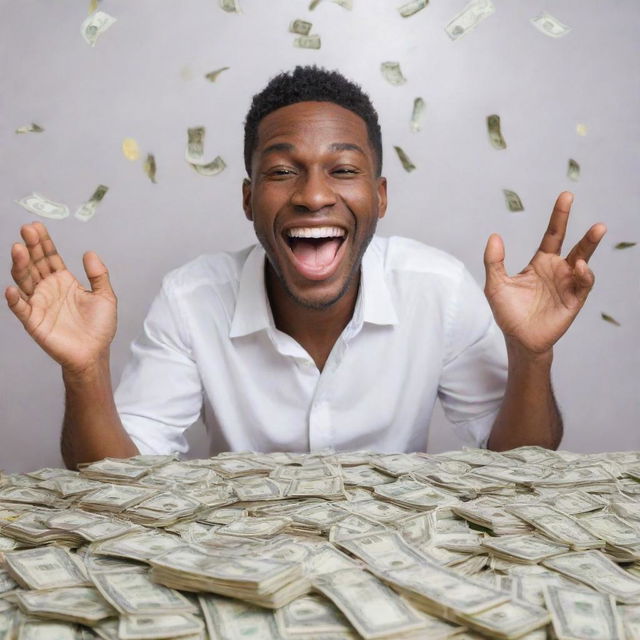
290;168;337;212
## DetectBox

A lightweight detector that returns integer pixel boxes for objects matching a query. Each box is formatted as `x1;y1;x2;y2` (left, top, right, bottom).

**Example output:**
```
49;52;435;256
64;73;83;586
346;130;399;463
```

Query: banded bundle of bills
1;446;640;637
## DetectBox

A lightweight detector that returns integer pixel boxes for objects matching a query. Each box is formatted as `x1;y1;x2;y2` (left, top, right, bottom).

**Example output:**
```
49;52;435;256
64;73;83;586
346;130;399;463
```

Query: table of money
1;448;639;639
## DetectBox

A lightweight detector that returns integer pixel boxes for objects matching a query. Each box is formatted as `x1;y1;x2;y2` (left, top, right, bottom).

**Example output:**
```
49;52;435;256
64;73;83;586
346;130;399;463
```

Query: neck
266;265;359;372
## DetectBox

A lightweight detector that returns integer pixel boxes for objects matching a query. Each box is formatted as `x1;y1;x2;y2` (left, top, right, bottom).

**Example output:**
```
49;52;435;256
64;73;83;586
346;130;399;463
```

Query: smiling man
6;66;605;468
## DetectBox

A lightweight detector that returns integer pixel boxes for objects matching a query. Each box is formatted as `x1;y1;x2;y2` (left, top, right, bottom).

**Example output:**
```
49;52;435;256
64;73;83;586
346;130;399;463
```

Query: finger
10;243;38;297
483;233;508;287
83;251;113;295
20;223;53;279
537;191;573;255
573;258;595;304
566;222;607;267
32;222;67;272
5;285;31;326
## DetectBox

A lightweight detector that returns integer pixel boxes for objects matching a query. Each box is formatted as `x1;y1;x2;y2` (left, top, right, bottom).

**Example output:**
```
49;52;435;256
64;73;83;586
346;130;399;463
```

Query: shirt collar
229;238;398;339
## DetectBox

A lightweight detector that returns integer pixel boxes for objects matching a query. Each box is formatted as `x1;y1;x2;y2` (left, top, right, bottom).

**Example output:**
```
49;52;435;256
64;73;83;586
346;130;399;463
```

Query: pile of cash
1;446;640;638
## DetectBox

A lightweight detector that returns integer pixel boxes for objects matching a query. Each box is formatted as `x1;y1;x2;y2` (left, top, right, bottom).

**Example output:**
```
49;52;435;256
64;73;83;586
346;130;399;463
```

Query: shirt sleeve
114;281;203;455
438;266;508;448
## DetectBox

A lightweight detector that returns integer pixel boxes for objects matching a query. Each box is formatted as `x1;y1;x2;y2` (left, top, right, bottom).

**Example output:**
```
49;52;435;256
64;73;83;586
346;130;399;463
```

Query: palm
484;193;606;354
24;269;116;369
6;222;117;372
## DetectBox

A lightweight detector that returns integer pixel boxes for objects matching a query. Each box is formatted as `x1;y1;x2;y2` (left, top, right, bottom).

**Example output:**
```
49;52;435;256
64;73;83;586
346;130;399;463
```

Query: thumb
82;251;113;295
483;233;507;286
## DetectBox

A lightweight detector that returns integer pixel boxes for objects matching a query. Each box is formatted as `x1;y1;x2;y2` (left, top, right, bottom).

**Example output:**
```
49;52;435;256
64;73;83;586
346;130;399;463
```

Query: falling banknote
144;154;157;183
445;0;495;41
394;146;416;172
601;313;621;327
381;62;407;86
503;189;524;212
121;138;140;161
290;20;312;36
487;114;507;149
530;12;571;38
219;0;241;13
80;10;116;47
16;194;70;220
567;159;580;181
15;123;44;134
75;185;109;222
294;35;321;49
186;127;226;176
309;0;352;9
410;98;426;132
205;67;230;82
614;242;636;250
398;0;428;18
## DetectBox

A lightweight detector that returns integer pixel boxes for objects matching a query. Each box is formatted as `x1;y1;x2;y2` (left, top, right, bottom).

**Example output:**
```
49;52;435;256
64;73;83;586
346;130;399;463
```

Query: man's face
243;101;387;310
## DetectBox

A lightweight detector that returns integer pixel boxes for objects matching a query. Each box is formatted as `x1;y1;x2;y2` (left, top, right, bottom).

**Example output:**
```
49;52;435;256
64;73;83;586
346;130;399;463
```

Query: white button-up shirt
115;236;507;455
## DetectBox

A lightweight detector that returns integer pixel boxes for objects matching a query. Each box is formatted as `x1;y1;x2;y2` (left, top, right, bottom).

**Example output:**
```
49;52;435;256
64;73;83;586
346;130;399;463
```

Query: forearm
486;340;563;451
61;352;138;468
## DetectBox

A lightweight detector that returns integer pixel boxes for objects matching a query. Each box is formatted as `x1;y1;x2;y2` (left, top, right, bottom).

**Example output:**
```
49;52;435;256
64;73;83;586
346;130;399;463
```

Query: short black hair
243;65;383;177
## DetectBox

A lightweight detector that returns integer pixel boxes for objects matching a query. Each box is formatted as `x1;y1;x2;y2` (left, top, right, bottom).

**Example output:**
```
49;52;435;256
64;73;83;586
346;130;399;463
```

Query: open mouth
284;226;347;278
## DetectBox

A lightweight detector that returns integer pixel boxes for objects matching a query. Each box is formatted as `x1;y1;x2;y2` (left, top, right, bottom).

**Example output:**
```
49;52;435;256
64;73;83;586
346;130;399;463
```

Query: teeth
286;226;346;239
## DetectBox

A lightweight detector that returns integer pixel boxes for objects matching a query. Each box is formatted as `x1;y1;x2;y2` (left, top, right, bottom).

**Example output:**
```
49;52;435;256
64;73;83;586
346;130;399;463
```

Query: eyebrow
260;142;366;156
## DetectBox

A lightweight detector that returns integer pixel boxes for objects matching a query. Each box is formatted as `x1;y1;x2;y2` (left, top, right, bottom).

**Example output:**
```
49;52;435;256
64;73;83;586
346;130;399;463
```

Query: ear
242;179;253;221
377;177;388;220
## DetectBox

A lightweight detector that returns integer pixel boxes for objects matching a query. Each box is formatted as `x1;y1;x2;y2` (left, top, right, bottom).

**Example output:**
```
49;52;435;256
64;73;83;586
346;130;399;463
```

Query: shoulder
371;235;465;282
160;245;255;295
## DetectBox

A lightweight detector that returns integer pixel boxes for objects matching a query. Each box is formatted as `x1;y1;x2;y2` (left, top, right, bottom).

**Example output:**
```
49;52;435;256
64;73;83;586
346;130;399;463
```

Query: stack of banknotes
1;446;640;639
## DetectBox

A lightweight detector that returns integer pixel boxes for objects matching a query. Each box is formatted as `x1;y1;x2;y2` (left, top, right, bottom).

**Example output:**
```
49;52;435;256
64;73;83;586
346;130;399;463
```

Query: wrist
505;337;553;368
62;351;111;386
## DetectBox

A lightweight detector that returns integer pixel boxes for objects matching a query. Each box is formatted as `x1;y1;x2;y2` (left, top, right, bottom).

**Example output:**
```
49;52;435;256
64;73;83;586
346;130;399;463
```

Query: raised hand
483;192;606;355
5;222;117;373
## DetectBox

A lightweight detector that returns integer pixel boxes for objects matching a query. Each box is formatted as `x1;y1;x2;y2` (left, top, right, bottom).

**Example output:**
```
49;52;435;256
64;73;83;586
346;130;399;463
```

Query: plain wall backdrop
1;0;638;473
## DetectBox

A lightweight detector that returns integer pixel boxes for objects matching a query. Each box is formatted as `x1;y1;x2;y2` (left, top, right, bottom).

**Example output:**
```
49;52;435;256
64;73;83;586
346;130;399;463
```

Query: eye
332;167;359;176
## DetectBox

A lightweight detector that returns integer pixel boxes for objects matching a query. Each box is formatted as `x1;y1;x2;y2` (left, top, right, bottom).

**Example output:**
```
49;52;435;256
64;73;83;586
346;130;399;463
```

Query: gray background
1;0;638;473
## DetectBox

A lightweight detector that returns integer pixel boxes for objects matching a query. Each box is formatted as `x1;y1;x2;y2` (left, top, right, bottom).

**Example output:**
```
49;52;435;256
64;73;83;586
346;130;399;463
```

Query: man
6;66;605;469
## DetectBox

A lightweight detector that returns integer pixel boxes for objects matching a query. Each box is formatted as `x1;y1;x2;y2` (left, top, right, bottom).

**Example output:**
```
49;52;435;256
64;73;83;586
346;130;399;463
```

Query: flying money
614;242;636;250
74;185;109;222
503;189;524;212
410;98;426;132
144;154;157;183
186;127;226;176
219;0;241;13
601;313;621;327
487;115;507;150
567;159;580;181
530;12;571;38
394;146;416;172
381;62;407;86
121;138;140;161
398;0;428;18
88;0;100;13
15;123;44;134
294;35;321;50
205;67;230;82
16;193;70;220
309;0;352;9
445;0;495;41
192;157;226;177
80;10;116;47
289;20;312;36
576;123;588;136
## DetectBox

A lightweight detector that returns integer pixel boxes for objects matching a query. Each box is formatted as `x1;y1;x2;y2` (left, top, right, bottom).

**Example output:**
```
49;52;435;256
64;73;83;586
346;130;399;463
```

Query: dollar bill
4;547;89;590
394;146;416;172
398;0;428;18
544;584;624;639
313;568;427;638
531;11;571;38
294;34;321;49
200;594;282;639
219;0;241;13
290;20;312;36
410;97;426;132
205;66;230;82
143;153;157;183
192;156;226;176
309;0;352;9
118;613;203;640
503;189;524;212
487;114;507;149
445;0;495;41
16;193;70;220
601;312;621;327
121;137;140;161
567;158;580;181
81;10;116;46
614;242;636;249
380;61;407;85
17;587;115;625
576;123;588;136
15;123;44;134
276;593;353;635
74;185;108;222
